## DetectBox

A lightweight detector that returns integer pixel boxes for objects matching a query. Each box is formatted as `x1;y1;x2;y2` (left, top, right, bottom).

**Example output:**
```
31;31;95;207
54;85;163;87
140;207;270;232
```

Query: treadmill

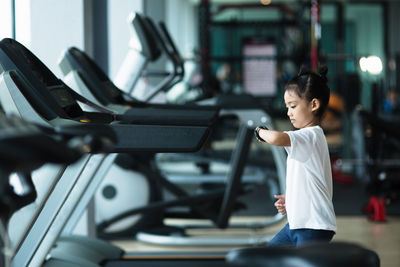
58;45;285;245
0;111;100;267
58;11;286;246
111;12;286;192
0;38;226;267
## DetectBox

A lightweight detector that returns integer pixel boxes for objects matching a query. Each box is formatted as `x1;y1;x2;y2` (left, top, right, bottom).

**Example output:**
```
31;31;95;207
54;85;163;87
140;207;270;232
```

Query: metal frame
12;155;105;267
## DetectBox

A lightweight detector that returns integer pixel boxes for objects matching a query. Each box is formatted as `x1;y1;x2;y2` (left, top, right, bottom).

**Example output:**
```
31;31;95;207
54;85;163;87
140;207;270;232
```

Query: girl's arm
258;128;291;147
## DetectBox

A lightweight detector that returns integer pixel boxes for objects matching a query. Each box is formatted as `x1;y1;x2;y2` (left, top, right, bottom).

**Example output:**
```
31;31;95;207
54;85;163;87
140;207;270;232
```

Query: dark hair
284;65;330;120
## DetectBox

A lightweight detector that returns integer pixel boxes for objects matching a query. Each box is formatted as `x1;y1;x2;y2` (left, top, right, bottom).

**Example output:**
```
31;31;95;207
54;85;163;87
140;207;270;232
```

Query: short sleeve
286;128;316;162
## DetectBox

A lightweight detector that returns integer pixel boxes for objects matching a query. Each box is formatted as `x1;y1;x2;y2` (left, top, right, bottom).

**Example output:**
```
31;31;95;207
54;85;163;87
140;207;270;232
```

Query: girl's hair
284;65;330;120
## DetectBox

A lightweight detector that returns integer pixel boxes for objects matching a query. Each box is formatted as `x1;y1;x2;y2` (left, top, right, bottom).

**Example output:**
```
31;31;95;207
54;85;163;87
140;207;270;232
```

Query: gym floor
111;216;400;267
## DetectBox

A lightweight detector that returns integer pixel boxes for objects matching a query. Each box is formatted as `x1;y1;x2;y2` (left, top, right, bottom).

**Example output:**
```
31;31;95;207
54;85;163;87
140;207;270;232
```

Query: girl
255;66;336;247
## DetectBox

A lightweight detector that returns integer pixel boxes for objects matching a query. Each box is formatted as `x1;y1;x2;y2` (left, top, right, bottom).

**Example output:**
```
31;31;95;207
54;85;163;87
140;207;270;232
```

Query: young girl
255;66;336;247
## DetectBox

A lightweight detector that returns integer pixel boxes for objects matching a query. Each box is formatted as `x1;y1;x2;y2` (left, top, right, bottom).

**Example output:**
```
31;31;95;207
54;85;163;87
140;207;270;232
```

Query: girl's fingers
276;206;286;214
274;195;285;201
274;195;286;215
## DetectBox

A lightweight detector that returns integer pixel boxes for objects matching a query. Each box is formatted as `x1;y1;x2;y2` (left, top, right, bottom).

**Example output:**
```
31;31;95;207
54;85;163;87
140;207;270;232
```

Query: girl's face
284;90;319;129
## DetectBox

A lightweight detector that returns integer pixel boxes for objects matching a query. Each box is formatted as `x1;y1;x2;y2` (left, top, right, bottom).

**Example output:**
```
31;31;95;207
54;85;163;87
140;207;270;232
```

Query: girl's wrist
254;126;268;142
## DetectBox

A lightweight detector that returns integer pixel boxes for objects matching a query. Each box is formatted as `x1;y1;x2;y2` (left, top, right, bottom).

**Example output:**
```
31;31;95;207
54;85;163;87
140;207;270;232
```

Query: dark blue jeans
267;223;335;247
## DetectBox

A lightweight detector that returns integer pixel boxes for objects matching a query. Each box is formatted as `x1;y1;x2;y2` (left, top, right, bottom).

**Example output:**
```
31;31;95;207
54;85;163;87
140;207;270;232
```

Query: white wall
166;0;198;60
107;0;143;79
15;0;85;78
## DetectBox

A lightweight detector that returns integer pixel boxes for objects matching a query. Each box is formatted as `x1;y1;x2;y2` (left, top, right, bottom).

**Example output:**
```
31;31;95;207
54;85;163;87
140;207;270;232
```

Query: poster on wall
242;41;276;97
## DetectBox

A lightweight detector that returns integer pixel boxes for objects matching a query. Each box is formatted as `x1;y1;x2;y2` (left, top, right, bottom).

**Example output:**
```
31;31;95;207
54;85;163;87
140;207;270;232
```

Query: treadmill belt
104;259;228;267
104;251;228;267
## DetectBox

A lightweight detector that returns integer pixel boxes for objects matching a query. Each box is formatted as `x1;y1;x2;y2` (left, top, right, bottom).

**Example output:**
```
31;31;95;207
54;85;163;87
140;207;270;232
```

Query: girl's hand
274;194;286;215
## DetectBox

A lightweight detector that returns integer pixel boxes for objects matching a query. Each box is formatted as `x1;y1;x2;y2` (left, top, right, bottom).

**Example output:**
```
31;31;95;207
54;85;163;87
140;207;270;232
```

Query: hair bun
318;65;328;76
297;65;328;83
318;65;328;83
298;65;311;76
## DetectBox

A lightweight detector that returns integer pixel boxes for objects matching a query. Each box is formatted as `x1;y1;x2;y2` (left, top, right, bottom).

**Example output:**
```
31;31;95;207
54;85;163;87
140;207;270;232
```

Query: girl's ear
311;98;321;112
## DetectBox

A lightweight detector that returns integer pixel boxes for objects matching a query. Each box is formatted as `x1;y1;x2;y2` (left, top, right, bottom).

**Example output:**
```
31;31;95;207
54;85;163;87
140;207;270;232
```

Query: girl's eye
290;106;296;109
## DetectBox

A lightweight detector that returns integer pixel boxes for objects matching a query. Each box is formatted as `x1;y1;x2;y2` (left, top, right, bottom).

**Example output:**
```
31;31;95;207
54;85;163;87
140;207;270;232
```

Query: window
0;0;13;39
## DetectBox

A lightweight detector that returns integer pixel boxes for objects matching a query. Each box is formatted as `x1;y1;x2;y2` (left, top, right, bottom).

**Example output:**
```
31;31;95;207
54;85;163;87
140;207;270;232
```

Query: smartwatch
254;126;268;142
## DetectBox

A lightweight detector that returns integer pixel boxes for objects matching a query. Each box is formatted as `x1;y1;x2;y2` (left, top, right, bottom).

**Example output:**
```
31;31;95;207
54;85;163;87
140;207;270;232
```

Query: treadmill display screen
103;80;121;98
48;86;76;108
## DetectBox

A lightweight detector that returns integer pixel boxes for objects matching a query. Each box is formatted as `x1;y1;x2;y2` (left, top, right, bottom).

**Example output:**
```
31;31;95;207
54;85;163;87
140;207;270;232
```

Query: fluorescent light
366;56;383;75
359;55;382;75
359;57;368;72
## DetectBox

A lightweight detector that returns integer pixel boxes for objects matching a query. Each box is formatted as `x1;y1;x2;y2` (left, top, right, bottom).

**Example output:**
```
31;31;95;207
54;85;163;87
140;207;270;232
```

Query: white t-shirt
284;126;337;232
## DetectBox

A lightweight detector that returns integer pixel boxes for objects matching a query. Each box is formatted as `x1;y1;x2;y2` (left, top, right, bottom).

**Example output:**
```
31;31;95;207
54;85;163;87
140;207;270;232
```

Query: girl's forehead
284;90;301;101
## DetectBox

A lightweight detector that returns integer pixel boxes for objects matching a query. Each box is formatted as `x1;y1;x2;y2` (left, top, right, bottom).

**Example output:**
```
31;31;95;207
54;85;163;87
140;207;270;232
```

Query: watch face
254;127;265;142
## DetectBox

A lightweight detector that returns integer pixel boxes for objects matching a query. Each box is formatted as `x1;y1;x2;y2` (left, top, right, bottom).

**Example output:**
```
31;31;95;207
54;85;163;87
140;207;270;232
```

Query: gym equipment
114;12;169;98
0;111;96;267
226;242;380;267
59;48;219;127
59;44;262;242
0;37;233;245
2;37;279;266
0;37;213;266
134;12;288;229
57;12;287;246
58;37;286;245
110;12;285;179
0;38;209;152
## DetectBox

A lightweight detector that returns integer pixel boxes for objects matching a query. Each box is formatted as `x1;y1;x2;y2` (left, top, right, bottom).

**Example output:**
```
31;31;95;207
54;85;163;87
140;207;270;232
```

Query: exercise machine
109;12;287;236
58;39;286;245
59;44;263;243
0;38;218;266
0;111;98;267
110;12;285;185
